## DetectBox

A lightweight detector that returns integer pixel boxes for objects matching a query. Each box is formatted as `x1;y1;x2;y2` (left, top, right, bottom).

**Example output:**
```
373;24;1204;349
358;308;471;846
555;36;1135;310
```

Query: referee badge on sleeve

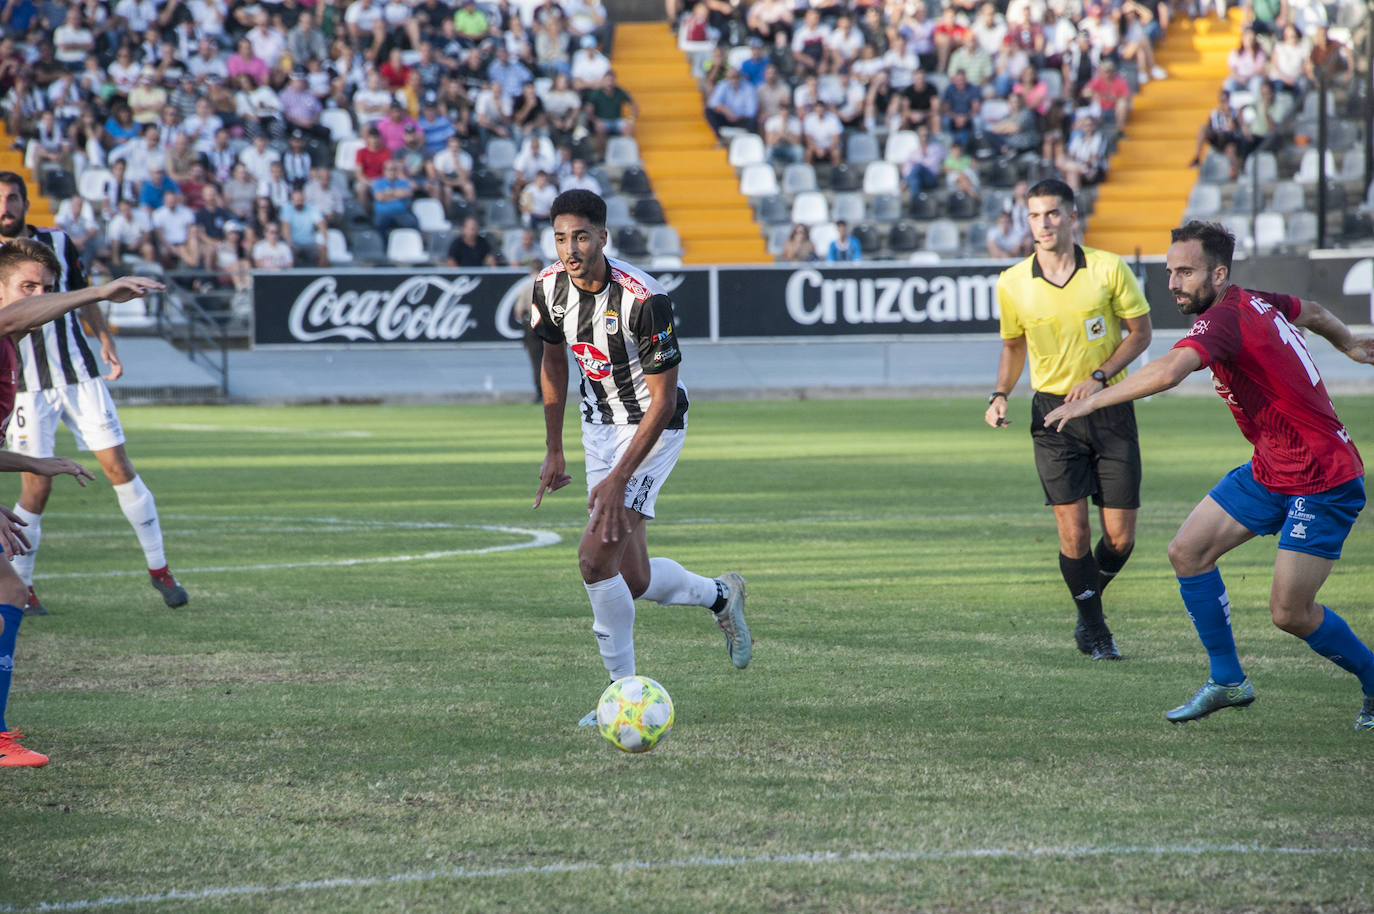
1084;315;1106;340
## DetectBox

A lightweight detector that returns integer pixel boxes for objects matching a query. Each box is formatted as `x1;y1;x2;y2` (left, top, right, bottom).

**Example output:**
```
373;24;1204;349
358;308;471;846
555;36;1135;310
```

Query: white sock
10;505;40;587
113;476;167;571
585;574;636;680
639;557;718;607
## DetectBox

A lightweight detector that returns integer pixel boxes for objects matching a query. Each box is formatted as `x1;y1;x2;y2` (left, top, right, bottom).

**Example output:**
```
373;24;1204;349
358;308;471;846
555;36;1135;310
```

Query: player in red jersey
1044;221;1374;730
0;239;162;766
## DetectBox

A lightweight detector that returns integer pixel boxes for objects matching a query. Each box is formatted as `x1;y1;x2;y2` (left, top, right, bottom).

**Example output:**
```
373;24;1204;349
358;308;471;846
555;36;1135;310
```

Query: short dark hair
0;171;28;203
549;189;606;228
1027;178;1075;210
1171;220;1235;273
0;237;61;285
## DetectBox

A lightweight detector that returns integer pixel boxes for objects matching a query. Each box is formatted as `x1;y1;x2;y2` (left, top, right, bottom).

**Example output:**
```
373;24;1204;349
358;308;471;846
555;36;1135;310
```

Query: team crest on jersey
604;309;618;334
1084;315;1106;340
571;341;612;380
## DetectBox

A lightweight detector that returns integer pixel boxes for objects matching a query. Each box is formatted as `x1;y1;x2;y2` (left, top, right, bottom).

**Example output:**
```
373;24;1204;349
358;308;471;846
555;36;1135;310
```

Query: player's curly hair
549;189;606;229
0;170;27;202
1171;221;1235;273
0;238;61;285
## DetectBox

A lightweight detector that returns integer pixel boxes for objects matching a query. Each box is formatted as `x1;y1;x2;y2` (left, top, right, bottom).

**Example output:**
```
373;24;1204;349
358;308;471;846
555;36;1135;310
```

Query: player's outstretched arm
80;302;124;381
0;452;94;485
0;276;164;340
534;341;572;508
1043;347;1202;431
1294;300;1374;365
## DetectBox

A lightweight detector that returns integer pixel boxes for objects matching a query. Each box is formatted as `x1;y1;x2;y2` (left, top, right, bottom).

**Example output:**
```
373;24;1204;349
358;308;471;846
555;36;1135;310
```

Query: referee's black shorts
1029;390;1141;509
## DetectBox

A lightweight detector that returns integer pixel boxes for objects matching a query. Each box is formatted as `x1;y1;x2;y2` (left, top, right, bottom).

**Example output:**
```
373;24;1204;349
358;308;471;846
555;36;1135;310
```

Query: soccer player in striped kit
1045;222;1374;729
0;173;188;615
528;190;751;725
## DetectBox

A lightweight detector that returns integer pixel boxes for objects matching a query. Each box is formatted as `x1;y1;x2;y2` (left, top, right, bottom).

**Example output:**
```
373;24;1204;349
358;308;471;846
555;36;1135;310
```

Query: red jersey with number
1172;285;1363;494
0;336;16;438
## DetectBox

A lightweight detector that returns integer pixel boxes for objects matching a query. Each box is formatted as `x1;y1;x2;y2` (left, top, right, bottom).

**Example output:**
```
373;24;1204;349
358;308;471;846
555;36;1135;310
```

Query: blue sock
1302;606;1374;695
1178;569;1245;686
0;603;23;733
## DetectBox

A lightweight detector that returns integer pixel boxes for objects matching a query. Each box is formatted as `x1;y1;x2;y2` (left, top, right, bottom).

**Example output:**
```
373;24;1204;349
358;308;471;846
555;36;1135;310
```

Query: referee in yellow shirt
984;178;1153;660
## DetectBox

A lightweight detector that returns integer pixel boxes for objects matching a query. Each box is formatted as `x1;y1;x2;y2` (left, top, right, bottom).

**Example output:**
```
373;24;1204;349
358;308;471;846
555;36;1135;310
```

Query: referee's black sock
1094;538;1134;596
1059;552;1105;629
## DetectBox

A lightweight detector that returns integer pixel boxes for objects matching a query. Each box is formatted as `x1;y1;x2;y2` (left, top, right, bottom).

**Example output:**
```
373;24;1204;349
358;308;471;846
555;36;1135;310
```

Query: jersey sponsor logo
652;346;678;365
286;275;479;343
1084;315;1106;340
1187;320;1210;337
604;309;619;334
650;324;673;344
571;341;612;380
1288;498;1316;523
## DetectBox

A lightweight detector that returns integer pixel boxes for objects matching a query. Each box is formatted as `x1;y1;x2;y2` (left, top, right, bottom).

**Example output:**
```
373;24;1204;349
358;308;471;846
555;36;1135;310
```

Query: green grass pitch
2;396;1371;913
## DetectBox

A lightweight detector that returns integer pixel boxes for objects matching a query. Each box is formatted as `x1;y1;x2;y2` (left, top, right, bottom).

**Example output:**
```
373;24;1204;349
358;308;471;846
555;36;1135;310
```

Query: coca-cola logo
287;275;481;343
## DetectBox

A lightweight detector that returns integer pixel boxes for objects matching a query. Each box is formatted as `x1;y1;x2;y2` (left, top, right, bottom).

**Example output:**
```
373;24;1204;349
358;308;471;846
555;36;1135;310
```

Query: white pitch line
157;424;373;437
5;843;1368;913
37;525;560;579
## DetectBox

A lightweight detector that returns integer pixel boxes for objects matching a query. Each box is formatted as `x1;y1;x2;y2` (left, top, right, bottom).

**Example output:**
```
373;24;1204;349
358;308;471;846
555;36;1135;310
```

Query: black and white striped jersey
530;255;689;428
18;226;100;392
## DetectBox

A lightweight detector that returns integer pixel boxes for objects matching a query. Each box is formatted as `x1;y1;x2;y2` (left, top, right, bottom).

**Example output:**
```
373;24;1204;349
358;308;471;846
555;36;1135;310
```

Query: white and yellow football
596;675;674;753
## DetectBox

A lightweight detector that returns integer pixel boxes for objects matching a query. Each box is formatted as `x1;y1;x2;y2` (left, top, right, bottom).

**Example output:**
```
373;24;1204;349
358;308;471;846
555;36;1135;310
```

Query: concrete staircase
1084;13;1239;255
611;22;769;263
0;126;56;226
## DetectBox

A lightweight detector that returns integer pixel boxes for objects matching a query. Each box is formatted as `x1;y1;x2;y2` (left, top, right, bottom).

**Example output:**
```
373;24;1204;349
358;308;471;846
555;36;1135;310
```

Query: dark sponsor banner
254;254;1371;347
253;268;711;346
717;263;1003;335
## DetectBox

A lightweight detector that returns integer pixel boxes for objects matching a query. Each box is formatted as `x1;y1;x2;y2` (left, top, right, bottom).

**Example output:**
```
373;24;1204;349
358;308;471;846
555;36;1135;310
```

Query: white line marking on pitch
4;844;1367;913
37;525;560;579
157;424;373;437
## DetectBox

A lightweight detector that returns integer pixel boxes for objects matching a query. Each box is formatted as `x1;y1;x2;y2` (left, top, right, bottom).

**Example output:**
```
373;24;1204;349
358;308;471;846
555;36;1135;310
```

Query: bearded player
1045;221;1374;729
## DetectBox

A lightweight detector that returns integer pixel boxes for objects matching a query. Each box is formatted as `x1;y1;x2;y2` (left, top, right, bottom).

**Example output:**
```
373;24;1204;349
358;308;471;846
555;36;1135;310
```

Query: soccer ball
596;675;674;753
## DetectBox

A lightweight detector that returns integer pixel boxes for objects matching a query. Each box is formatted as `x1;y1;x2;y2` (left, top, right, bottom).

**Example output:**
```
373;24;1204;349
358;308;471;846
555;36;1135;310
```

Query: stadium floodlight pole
1317;71;1329;249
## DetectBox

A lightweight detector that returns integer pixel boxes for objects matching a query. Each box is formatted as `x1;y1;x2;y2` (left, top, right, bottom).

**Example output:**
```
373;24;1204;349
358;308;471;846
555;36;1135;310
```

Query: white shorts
6;378;126;456
582;424;686;520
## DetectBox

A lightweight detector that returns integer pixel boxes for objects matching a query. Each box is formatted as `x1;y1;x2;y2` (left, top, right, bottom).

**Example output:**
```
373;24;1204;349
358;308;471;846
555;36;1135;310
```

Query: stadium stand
0;0;1368;288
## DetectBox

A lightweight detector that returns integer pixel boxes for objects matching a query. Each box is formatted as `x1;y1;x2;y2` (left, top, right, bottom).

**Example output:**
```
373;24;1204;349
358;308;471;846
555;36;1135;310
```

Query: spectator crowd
0;0;1360;278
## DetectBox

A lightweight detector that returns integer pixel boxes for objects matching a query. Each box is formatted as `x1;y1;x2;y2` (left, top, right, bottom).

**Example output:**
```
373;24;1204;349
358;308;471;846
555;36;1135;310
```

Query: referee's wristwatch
1091;369;1108;385
988;391;1007;404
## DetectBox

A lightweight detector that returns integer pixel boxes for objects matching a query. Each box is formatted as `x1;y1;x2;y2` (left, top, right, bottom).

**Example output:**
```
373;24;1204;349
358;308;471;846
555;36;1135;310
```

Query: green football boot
1166;677;1255;723
1355;695;1374;731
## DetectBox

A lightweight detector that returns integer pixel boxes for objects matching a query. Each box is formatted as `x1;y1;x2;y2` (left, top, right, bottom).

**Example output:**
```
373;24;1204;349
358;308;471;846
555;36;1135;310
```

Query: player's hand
35;456;95;487
533;451;572;508
100;276;164;303
1064;377;1104;402
101;340;124;381
586;475;630;544
1042;400;1092;432
1341;335;1374;365
0;505;30;560
984;398;1009;428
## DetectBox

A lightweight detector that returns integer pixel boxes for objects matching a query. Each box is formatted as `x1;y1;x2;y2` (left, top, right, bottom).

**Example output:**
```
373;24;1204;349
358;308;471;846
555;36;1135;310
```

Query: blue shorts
1208;463;1366;559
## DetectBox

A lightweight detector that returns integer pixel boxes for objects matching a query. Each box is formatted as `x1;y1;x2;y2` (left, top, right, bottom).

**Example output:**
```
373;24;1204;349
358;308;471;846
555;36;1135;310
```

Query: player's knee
0;575;26;608
1269;597;1319;637
1167;536;1203;575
